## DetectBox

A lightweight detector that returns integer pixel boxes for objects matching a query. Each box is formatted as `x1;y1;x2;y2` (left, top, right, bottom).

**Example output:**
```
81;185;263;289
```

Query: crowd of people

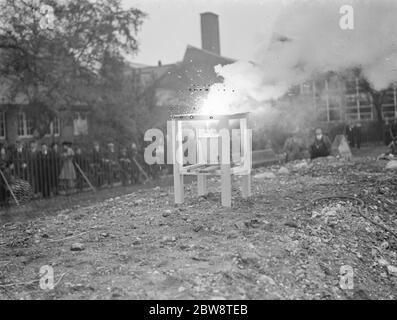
0;140;155;206
283;119;397;162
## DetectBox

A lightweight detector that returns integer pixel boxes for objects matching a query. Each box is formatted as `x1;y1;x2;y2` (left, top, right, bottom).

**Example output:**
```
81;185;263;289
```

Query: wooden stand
170;113;252;207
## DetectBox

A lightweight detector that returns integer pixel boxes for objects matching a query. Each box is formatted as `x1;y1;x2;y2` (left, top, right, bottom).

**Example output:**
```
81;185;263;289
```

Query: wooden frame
171;112;252;207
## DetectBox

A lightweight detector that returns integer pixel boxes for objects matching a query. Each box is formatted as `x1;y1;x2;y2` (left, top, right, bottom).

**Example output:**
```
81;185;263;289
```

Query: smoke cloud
203;0;397;115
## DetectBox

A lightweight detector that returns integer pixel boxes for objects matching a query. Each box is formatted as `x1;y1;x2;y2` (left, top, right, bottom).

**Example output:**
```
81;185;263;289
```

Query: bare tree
0;0;146;137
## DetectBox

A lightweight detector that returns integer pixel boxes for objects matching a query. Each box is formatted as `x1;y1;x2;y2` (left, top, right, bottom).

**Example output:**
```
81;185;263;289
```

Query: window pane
17;113;25;136
73;112;88;136
53;117;60;135
26;117;34;136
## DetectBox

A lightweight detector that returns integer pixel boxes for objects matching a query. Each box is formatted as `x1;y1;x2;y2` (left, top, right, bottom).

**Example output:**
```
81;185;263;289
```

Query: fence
0;149;163;207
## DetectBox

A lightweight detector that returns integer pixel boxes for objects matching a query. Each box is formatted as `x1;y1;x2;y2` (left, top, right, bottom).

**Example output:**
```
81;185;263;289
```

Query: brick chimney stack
200;12;220;55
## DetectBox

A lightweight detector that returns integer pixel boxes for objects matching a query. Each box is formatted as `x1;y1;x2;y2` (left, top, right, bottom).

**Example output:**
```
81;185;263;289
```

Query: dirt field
1;148;396;300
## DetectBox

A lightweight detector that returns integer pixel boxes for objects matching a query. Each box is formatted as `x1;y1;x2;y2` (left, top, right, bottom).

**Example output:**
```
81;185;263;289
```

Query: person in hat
49;142;61;195
59;141;76;195
104;142;118;187
90;141;104;188
119;147;131;186
37;143;52;197
129;142;141;184
309;128;332;160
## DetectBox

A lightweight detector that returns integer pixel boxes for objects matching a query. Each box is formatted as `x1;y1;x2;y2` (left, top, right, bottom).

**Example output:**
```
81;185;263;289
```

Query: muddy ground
0;147;396;300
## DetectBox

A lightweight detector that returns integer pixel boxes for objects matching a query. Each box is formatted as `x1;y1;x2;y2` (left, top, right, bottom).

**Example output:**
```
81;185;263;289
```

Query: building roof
150;45;235;112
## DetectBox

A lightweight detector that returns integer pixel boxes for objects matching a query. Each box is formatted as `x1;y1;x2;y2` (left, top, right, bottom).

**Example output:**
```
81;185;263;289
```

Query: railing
0;150;162;207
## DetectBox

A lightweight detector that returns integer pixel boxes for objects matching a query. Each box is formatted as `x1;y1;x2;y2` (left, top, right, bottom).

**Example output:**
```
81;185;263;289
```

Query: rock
257;274;276;286
161;236;177;243
71;243;85;251
387;265;397;275
193;225;203;232
284;221;298;228
162;210;172;217
377;258;389;267
278;167;290;175
132;237;142;245
385;160;397;170
254;172;276;180
295;269;306;279
380;241;389;250
227;232;239;239
324;209;337;216
331;135;352;161
293;161;309;169
133;199;143;206
327;217;338;227
234;221;246;229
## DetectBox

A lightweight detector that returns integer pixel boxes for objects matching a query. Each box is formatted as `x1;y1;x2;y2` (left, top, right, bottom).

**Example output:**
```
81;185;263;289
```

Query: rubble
278;167;290;175
1;156;396;299
387;265;397;276
385;160;397;170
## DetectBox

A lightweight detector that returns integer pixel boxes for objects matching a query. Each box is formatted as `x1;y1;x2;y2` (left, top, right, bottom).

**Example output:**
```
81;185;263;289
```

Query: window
17;112;34;137
344;77;373;121
44;116;61;137
314;79;342;122
382;87;396;120
0;112;5;139
300;82;313;95
73;112;88;136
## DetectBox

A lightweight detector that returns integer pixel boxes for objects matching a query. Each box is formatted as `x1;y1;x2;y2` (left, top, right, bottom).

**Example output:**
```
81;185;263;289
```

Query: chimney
200;12;220;55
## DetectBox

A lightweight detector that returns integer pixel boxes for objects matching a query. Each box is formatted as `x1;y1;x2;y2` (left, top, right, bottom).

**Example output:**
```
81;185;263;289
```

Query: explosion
201;0;397;115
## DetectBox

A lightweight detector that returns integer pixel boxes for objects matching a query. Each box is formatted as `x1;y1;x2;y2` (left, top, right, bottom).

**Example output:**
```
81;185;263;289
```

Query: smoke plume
203;0;397;115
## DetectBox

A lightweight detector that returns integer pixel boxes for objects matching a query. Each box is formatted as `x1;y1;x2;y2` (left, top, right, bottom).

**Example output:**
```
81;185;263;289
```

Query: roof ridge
184;45;236;62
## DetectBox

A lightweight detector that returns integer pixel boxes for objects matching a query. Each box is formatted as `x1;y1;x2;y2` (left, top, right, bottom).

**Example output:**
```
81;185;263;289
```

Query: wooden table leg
172;120;184;204
241;173;251;198
197;174;207;196
221;164;231;207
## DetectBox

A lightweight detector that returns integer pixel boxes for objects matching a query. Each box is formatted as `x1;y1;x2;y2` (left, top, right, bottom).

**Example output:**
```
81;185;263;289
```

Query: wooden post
240;117;251;198
218;118;231;207
197;174;207;196
0;168;19;206
74;162;96;192
172;119;184;204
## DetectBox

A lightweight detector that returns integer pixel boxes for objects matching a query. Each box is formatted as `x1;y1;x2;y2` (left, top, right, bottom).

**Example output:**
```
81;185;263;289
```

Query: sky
122;0;283;66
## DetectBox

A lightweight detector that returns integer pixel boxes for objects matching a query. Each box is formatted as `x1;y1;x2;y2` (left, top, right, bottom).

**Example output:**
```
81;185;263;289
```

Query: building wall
0;105;90;146
296;76;397;122
282;74;397;143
